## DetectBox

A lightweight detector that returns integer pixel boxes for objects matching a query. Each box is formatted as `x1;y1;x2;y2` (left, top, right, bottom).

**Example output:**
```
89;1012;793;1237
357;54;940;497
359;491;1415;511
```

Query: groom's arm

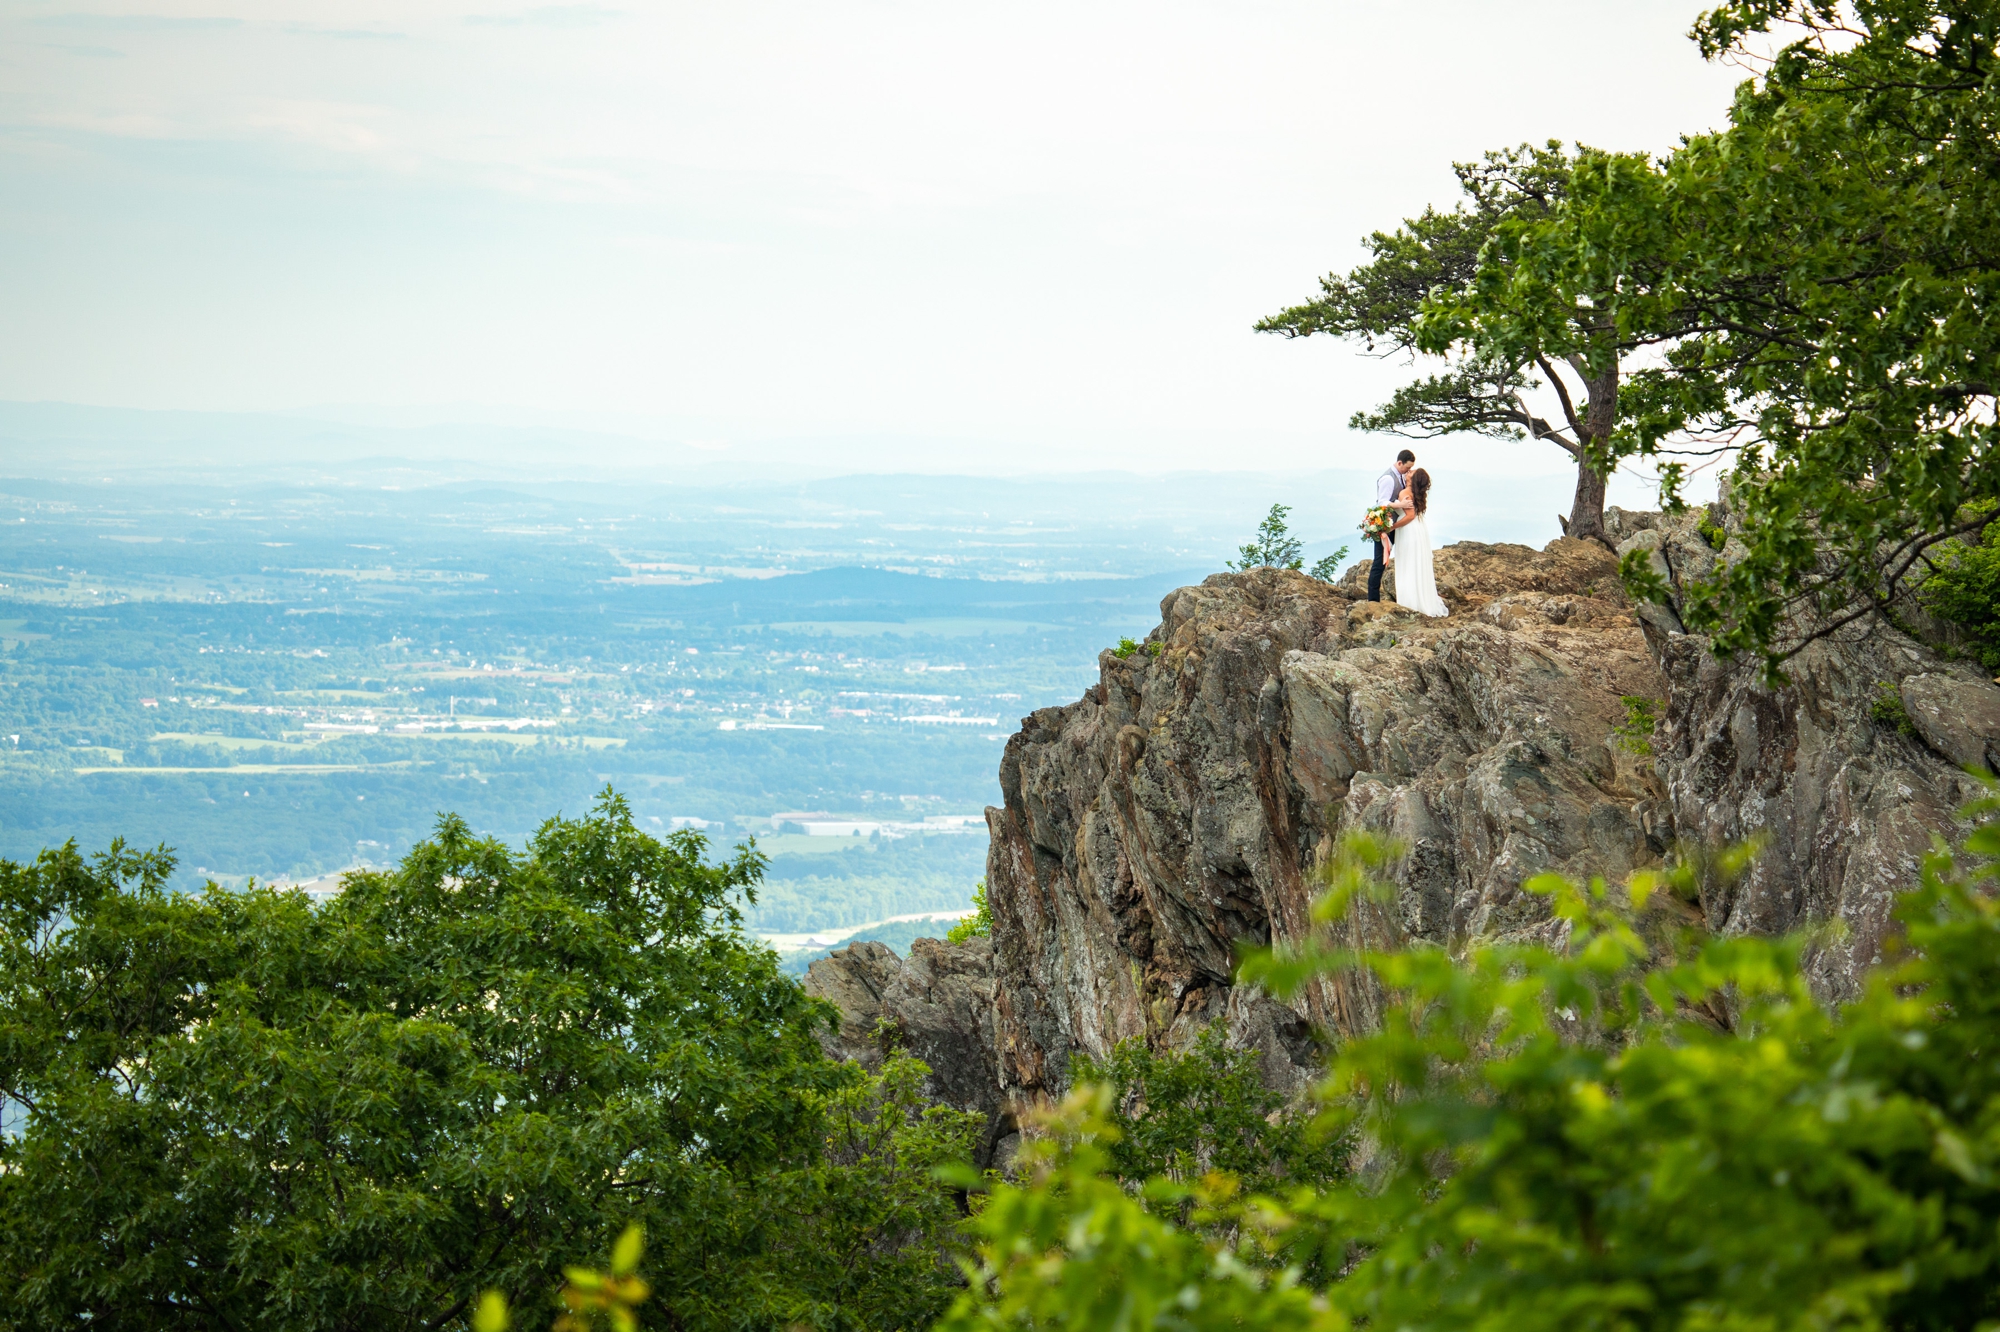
1375;472;1398;504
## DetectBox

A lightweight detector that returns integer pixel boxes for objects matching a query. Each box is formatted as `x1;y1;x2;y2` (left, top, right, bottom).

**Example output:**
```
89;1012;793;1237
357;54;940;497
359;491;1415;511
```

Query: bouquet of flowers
1360;504;1398;540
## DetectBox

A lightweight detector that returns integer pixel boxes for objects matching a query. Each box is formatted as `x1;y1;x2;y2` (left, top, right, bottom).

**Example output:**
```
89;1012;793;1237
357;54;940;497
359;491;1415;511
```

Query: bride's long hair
1409;468;1431;515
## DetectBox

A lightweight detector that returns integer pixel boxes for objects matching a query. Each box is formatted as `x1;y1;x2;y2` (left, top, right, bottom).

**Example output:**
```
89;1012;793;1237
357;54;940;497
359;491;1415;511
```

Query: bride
1387;468;1449;617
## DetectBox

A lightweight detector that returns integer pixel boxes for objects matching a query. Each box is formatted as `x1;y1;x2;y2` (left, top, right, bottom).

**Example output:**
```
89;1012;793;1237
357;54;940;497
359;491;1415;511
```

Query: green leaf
610;1224;644;1278
473;1291;510;1332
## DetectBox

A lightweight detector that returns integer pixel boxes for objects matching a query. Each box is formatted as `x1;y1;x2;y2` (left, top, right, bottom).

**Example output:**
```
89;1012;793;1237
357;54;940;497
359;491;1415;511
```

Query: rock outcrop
979;514;1998;1103
984;536;1666;1099
803;936;1016;1167
800;512;1998;1123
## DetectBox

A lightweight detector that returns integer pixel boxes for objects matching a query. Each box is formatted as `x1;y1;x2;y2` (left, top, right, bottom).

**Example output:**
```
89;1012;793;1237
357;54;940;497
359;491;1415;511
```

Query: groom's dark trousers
1367;531;1395;602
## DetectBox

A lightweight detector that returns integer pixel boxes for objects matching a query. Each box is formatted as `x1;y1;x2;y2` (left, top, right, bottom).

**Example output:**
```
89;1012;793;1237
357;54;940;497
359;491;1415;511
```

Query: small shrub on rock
1613;695;1660;755
945;878;990;943
1228;504;1305;572
1872;681;1919;737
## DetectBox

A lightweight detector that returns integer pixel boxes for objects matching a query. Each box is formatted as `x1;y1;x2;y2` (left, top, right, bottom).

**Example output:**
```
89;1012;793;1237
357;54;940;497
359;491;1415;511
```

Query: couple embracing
1367;448;1447;617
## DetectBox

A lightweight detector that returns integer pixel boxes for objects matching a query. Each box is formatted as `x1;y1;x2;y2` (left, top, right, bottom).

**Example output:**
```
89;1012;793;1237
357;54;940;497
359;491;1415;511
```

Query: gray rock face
982;521;1985;1101
802;937;1014;1165
1628;510;1991;999
1901;673;2000;775
985;539;1669;1099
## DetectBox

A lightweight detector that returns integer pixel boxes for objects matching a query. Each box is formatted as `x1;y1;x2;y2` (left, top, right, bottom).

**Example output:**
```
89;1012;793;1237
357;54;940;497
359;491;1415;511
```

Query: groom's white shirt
1376;468;1404;504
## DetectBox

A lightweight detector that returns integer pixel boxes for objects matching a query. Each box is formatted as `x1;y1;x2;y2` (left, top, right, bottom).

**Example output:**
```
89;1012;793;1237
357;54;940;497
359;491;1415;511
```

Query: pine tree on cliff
1256;143;1621;546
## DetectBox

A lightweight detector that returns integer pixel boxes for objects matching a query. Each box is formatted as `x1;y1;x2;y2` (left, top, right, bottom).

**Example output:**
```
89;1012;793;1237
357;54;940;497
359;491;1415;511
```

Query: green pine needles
1228;503;1349;581
1229;504;1306;572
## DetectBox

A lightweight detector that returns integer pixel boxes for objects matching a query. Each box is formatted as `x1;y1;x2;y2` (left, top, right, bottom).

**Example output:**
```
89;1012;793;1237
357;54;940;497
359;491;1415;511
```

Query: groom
1368;449;1417;603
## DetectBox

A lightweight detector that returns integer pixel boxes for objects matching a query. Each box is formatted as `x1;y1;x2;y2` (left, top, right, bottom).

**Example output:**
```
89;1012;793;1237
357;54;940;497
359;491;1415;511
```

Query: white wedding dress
1393;512;1450;617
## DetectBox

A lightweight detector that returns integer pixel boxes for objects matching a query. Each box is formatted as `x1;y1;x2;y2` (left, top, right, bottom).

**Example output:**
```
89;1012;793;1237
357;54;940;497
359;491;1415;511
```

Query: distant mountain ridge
0;398;1646;553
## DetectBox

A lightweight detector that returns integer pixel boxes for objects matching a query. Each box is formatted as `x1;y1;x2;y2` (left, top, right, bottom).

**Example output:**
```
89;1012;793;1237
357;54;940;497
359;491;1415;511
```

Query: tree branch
1768;513;1991;663
1534;356;1589;443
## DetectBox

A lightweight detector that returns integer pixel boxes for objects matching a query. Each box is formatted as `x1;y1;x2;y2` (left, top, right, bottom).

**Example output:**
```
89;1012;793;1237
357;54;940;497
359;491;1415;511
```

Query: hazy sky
0;2;1747;474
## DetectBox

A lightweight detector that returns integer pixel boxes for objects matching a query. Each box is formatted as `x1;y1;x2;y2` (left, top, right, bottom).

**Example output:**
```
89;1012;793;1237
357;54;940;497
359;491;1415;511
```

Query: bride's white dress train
1393;514;1450;617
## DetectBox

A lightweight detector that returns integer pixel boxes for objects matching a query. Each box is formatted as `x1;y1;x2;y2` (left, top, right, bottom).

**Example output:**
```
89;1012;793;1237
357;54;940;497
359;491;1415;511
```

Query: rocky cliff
1614;506;1995;1002
980;507;1996;1101
803;936;1017;1167
810;508;1998;1116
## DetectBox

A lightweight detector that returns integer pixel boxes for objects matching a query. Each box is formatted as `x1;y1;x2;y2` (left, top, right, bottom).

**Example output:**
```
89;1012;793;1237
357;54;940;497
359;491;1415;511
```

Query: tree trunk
1567;362;1618;544
1568;460;1608;543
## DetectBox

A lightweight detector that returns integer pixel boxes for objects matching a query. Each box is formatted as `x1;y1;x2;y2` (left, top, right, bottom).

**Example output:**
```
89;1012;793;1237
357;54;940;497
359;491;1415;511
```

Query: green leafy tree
947;789;2000;1330
1229;505;1306;571
1258;143;1625;544
1611;695;1660;756
1073;1023;1348;1222
1425;0;2000;678
1921;504;2000;671
744;1049;982;1328
938;1089;1338;1332
946;878;991;943
0;791;972;1330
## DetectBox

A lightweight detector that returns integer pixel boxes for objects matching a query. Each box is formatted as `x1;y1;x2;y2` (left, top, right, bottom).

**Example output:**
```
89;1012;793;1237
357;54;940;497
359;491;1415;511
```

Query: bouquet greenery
1361;505;1398;540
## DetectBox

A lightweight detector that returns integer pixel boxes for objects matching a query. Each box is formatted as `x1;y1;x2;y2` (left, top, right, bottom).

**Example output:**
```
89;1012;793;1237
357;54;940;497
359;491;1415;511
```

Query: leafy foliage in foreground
1072;1023;1348;1221
946;790;2000;1330
473;1224;651;1332
0;790;974;1331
